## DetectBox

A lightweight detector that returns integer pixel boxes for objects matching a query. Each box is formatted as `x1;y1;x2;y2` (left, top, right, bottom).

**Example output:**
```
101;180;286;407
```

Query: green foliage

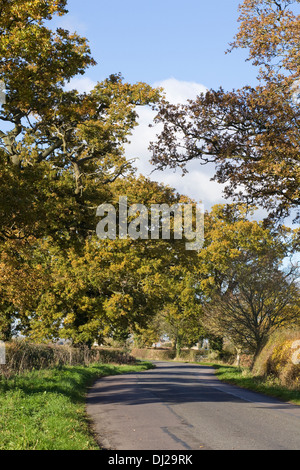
12;175;198;346
0;362;154;450
0;0;162;345
0;0;298;359
197;204;299;359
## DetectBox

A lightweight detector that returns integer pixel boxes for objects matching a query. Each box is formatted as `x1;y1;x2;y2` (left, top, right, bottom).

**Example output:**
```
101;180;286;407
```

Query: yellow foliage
253;330;300;389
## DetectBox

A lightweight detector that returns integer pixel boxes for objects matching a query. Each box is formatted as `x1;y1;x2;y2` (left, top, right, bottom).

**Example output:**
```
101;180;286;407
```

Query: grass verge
0;361;154;450
213;364;300;406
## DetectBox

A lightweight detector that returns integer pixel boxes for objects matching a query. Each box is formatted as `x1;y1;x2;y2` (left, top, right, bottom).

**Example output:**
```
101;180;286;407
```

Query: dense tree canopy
0;0;160;242
198;204;299;363
0;1;162;342
0;0;298;356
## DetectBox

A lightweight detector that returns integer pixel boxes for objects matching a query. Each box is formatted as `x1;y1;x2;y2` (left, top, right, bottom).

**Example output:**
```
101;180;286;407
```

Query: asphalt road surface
86;361;300;450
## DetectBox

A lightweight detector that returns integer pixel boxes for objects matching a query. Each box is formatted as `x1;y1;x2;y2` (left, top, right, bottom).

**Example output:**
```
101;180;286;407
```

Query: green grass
0;361;154;450
212;364;300;406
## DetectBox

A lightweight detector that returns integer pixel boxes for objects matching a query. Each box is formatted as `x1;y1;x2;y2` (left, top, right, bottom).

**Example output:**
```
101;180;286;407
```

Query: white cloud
161;165;225;206
125;78;226;210
65;77;97;94
54;14;88;34
61;76;229;210
153;78;207;104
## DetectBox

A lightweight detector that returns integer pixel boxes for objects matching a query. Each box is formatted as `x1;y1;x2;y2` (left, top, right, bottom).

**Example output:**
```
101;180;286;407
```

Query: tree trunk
250;340;266;371
176;335;182;358
234;347;242;367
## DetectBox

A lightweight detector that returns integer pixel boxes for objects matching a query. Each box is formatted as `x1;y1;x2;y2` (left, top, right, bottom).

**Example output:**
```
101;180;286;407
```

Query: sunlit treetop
229;0;300;80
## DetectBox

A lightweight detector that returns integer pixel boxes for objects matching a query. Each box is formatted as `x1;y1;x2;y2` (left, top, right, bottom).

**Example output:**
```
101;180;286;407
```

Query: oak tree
198;204;299;363
150;0;300;224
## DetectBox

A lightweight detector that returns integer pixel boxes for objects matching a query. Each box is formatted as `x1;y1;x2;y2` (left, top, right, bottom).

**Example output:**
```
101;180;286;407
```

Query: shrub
131;348;177;361
0;340;135;378
130;347;209;362
176;349;208;362
253;329;300;389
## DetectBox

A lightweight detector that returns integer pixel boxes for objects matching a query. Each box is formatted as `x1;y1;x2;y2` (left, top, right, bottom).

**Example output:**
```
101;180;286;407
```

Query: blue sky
56;0;258;90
